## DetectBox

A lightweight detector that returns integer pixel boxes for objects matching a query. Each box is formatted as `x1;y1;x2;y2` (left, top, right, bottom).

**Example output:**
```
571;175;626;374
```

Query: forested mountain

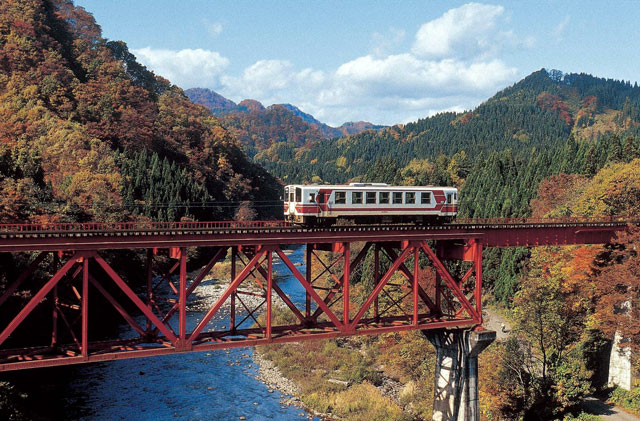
0;0;281;223
261;69;640;185
185;88;386;157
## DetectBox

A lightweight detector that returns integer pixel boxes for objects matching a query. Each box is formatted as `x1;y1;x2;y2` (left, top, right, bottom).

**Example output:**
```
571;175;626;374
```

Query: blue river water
61;245;318;420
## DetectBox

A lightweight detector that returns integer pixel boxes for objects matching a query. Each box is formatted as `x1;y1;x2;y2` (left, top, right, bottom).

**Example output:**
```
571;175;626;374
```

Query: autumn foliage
0;0;280;223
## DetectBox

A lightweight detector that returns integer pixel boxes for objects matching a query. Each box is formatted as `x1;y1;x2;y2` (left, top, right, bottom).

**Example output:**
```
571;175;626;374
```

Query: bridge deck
0;218;631;251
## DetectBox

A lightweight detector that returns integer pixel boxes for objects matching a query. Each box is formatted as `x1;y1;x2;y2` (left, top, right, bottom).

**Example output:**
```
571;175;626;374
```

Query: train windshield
284;187;289;202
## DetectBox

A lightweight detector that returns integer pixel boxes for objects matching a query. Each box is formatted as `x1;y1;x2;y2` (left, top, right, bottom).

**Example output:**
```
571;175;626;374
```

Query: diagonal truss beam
88;274;145;337
94;254;178;344
382;245;438;313
244;252;306;324
276;249;343;329
350;246;413;329
189;250;267;344
0;254;79;347
159;247;227;328
0;252;48;307
421;244;478;321
310;242;371;321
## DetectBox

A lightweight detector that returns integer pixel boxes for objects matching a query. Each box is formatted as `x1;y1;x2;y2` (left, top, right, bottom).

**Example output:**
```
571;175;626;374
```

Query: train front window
352;191;363;204
284;187;289;202
406;192;415;204
289;191;295;202
366;191;376;204
335;191;346;204
379;192;390;204
393;192;403;204
295;188;302;202
446;193;452;204
421;192;431;204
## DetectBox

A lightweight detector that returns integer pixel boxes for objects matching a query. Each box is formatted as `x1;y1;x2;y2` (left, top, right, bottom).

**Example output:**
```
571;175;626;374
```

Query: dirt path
582;396;640;421
482;308;511;340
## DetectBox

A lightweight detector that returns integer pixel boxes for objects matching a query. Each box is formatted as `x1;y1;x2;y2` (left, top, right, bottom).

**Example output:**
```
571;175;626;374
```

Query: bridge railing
0;217;633;234
453;216;630;225
0;220;290;234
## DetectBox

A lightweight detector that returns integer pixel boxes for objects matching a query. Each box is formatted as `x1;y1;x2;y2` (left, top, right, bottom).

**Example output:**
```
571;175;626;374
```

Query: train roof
285;183;457;191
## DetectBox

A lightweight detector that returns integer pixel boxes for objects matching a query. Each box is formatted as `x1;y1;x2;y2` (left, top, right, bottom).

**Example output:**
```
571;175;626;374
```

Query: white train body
284;183;458;225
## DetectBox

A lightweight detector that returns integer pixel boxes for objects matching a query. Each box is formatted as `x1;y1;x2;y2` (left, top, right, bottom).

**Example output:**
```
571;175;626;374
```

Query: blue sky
75;1;640;126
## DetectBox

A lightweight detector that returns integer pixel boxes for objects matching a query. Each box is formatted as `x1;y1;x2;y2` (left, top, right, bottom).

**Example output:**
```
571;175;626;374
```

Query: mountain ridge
184;88;387;149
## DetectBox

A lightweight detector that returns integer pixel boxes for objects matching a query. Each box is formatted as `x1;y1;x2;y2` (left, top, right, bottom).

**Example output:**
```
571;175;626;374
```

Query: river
57;245;317;420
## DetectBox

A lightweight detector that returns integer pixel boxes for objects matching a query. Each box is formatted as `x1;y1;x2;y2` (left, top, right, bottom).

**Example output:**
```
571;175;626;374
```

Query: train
284;183;458;226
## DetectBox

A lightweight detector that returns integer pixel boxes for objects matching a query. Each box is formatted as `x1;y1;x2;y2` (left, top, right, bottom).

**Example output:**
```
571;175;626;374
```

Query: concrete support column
424;329;496;421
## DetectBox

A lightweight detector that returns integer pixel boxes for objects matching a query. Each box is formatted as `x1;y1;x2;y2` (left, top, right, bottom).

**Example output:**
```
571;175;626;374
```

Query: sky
74;0;640;127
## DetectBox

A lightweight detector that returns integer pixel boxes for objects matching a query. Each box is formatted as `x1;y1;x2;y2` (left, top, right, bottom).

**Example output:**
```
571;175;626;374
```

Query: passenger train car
284;183;458;226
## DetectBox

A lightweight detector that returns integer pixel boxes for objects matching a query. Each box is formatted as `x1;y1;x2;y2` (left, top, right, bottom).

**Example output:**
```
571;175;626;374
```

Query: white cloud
132;3;531;126
132;47;229;89
552;16;570;41
203;19;223;37
412;3;506;60
221;60;326;105
371;27;406;57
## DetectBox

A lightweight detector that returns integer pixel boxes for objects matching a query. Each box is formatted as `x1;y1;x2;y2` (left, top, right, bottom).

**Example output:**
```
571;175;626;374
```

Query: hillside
261;69;640;185
185;88;386;157
0;0;281;223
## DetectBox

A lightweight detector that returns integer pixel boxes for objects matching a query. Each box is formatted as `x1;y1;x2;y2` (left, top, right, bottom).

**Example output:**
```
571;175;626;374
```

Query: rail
0;216;633;235
0;220;290;234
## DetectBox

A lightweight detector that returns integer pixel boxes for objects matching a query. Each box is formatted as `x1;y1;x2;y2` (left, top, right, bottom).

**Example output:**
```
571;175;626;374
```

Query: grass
258;322;437;419
607;386;640;415
562;411;602;421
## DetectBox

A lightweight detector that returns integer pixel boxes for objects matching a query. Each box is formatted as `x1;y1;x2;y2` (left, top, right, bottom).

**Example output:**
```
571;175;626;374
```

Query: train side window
421;192;431;204
335;191;346;204
393;192;403;204
352;191;363;204
446;193;452;204
366;191;376;204
406;192;415;204
296;188;302;202
379;192;390;204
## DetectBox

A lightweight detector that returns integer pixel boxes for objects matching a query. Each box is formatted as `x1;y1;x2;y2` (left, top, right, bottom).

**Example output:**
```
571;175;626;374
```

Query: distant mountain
338;121;387;136
183;88;236;113
185;88;386;156
278;104;386;138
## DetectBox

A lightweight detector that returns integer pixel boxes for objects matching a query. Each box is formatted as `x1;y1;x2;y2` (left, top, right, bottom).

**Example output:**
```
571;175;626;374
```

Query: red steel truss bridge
0;218;632;371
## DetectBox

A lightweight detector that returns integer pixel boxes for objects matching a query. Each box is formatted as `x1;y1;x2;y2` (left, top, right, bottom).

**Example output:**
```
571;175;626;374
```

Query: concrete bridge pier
424;329;496;421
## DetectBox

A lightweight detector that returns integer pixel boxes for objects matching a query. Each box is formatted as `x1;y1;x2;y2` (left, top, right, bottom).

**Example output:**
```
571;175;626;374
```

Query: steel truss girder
0;237;483;371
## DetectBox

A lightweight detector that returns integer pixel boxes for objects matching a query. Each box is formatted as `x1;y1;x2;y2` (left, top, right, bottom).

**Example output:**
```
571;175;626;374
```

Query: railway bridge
0;218;632;420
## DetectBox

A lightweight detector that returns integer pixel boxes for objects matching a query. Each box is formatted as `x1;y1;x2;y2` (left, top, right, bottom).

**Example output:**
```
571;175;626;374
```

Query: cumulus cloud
221;59;326;105
131;47;229;89
133;3;531;126
412;3;506;60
